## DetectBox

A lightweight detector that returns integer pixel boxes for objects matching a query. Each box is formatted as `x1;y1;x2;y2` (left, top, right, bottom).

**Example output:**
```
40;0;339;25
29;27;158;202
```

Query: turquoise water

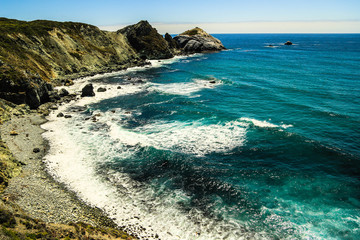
45;34;360;239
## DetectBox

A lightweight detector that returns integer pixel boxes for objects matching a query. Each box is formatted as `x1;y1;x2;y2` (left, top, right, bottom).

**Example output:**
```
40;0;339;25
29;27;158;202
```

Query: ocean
42;34;360;239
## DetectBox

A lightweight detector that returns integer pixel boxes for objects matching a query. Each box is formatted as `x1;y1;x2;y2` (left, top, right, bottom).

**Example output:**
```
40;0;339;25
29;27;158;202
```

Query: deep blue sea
43;34;360;239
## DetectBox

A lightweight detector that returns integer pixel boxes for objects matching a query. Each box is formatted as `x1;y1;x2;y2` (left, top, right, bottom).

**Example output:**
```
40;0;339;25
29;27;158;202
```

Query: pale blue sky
1;0;360;33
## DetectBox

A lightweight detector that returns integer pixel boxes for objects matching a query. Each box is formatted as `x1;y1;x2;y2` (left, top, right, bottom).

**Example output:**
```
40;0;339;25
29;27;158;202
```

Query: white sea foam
41;54;287;239
42;110;266;239
150;78;221;96
107;119;248;156
240;117;293;129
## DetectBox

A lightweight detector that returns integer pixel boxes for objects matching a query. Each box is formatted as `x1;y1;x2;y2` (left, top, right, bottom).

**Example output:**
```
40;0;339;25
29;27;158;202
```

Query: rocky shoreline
0;17;226;239
0;100;136;239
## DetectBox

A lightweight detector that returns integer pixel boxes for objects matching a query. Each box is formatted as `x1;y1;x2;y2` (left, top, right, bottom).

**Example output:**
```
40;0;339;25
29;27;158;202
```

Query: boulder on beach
59;88;69;97
97;87;107;92
33;148;40;153
81;84;95;97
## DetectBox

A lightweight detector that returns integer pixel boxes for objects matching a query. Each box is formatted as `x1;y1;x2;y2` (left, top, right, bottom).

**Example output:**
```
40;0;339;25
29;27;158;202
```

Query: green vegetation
181;27;202;36
0;208;135;239
0;18;96;37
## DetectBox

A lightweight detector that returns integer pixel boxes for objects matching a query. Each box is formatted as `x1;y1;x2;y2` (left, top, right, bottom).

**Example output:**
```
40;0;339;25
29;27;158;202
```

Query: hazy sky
1;0;360;33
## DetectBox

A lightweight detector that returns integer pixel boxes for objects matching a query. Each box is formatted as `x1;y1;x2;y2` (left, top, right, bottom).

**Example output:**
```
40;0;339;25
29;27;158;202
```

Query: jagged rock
174;27;225;53
118;21;174;59
97;87;107;92
59;88;69;97
81;84;95;97
164;33;179;49
284;41;293;45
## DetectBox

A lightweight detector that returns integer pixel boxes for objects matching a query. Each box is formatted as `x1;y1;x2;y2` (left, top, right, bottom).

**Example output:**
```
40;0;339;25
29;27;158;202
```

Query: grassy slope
0;18;139;82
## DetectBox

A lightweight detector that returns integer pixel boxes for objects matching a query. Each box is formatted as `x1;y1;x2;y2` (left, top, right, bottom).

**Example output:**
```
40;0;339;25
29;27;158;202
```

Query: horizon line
100;20;360;34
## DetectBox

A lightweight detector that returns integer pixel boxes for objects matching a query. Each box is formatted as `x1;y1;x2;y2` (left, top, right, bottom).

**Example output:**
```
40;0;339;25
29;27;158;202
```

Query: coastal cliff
0;18;144;108
0;18;225;109
0;17;226;240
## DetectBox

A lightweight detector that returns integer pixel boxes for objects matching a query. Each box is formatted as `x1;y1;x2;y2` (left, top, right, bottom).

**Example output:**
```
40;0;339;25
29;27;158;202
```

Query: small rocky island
174;27;226;53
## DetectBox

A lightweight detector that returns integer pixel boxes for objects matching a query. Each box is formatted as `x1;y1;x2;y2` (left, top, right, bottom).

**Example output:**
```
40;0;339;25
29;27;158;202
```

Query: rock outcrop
118;21;176;60
284;41;293;45
81;84;95;97
174;27;226;53
164;33;179;49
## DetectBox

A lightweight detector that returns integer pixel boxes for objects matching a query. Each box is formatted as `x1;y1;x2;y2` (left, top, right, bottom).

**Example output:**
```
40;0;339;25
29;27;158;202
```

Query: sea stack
174;27;226;53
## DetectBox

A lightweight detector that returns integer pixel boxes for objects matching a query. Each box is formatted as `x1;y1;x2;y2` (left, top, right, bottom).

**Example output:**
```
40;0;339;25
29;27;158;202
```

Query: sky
1;0;360;33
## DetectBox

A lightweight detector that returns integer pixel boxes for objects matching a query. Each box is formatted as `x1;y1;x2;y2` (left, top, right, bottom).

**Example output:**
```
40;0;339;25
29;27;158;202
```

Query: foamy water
42;34;360;240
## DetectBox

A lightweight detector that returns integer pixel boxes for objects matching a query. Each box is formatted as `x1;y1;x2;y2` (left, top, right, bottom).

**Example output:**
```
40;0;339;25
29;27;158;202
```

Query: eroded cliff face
0;18;161;108
118;20;180;60
0;19;225;109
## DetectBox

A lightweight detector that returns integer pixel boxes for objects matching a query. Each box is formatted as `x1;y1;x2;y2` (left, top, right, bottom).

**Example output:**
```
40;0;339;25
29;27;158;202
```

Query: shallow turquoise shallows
50;34;360;239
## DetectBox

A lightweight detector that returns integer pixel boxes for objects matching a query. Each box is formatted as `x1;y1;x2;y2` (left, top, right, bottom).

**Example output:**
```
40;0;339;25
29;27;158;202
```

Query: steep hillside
0;18;225;109
0;18;171;108
118;20;179;59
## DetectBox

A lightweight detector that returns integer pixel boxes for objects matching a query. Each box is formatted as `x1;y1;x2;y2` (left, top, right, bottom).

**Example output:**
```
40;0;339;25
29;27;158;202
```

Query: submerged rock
174;27;226;53
81;84;95;97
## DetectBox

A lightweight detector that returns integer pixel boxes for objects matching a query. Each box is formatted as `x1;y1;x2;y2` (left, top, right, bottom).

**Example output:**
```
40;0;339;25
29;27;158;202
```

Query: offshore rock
81;84;95;97
174;27;226;53
284;41;293;45
118;20;174;59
